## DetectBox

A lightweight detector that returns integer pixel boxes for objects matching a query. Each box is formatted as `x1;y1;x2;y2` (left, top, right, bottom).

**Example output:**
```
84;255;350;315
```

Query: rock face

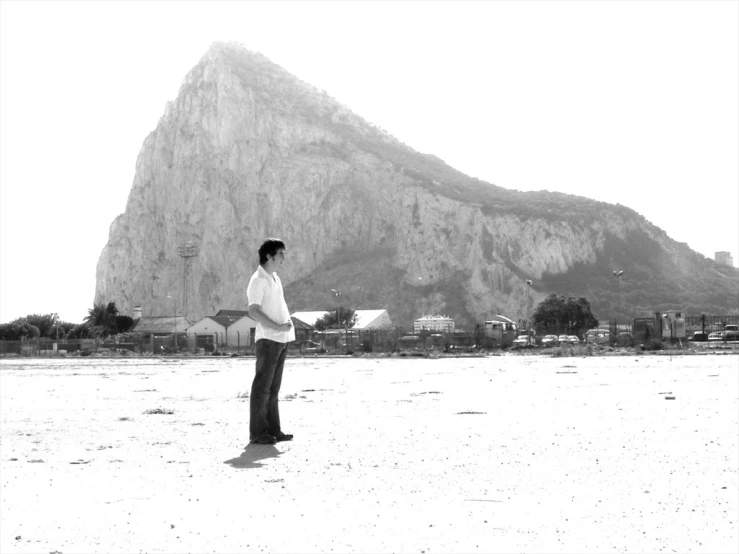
96;42;739;327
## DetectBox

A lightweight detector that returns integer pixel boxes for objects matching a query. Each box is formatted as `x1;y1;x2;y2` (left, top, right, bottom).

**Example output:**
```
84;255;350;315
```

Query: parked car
563;335;580;345
397;335;422;350
541;335;559;347
448;343;478;353
512;334;535;348
723;325;739;341
689;332;708;342
428;333;445;348
557;335;570;345
585;329;611;345
299;340;325;354
708;332;724;341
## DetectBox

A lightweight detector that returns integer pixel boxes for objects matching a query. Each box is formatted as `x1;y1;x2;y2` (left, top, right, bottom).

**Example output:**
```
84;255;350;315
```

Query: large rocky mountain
95;42;739;327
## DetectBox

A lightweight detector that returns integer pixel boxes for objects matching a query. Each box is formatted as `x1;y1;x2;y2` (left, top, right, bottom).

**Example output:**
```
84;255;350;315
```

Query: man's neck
261;262;277;276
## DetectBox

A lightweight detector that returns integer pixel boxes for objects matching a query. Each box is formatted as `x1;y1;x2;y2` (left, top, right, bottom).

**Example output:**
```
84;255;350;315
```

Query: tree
532;293;598;336
115;315;134;334
11;314;56;337
66;324;92;339
314;307;358;331
57;321;78;338
84;302;120;338
6;313;80;339
563;297;599;335
0;323;23;340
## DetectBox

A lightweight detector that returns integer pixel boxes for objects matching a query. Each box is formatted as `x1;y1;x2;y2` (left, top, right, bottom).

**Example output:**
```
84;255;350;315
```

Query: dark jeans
249;339;288;440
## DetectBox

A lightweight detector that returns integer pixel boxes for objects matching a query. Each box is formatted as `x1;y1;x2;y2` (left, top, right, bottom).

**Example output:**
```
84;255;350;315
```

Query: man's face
270;248;286;266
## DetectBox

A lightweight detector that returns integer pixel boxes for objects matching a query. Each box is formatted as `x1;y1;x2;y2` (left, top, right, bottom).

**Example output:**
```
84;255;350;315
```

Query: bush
643;339;665;351
362;339;373;353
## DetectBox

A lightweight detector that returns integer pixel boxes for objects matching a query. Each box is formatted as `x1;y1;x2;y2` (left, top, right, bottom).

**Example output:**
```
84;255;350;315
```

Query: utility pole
166;295;177;352
177;241;199;321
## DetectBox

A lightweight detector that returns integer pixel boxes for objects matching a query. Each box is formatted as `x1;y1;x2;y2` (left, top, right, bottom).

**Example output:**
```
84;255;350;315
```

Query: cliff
95;42;739;327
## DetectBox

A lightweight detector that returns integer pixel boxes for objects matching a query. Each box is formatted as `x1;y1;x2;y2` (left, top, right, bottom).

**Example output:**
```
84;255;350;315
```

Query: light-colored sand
1;354;737;553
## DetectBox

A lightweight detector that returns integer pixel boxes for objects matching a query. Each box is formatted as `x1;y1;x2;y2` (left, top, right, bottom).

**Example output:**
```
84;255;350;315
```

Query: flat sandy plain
1;353;737;554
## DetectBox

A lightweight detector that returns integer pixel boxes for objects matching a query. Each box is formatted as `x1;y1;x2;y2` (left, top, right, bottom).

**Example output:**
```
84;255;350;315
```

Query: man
246;238;296;445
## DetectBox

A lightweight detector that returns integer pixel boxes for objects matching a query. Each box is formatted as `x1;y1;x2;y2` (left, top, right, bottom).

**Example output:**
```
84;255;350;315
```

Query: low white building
414;315;455;333
187;310;257;347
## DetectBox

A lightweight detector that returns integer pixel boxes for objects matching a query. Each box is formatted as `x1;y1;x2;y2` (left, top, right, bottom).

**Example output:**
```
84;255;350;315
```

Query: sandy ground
1;353;737;554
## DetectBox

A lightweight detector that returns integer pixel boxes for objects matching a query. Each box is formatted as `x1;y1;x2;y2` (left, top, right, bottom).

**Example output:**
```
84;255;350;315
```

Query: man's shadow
224;443;282;469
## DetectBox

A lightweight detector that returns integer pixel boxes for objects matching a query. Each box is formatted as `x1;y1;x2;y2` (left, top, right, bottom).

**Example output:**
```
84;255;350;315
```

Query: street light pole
331;288;342;350
613;270;623;336
166;295;177;353
525;280;533;345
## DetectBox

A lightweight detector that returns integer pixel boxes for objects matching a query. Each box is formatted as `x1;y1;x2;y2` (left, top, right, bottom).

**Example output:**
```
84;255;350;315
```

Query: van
585;329;611;345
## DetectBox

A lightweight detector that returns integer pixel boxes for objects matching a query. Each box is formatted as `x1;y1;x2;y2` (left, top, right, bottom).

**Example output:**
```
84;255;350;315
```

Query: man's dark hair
258;238;286;265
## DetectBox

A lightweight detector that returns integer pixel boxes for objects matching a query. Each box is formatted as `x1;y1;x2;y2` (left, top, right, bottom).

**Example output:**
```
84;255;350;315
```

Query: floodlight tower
177;241;199;321
330;289;342;330
525;279;533;345
613;270;624;333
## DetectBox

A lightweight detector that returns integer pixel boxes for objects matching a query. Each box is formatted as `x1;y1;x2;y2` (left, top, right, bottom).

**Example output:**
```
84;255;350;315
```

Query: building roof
485;315;516;324
353;310;390;329
290;316;314;330
193;314;256;328
290;309;391;330
206;315;241;328
416;315;454;321
215;309;250;317
290;311;331;327
131;316;191;334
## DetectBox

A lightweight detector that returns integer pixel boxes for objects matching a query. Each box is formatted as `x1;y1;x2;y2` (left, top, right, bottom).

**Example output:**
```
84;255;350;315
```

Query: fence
0;328;501;357
684;315;739;334
0;338;90;357
0;334;252;357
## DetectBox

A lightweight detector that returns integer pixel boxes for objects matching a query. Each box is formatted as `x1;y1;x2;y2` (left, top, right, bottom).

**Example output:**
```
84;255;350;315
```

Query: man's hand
249;304;293;332
277;320;293;332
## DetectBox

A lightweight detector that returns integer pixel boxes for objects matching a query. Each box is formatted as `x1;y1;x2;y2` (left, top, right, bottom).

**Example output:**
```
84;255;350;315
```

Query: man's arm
248;304;293;332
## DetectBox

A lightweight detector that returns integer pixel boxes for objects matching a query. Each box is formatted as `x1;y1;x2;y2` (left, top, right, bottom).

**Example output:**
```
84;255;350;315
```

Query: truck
484;316;518;347
724;324;739;341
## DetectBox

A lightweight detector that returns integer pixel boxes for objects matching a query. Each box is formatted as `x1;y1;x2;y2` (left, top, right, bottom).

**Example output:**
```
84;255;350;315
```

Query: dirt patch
1;355;737;553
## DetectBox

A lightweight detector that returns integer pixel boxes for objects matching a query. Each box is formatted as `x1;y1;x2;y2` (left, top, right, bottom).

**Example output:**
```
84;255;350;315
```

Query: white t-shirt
246;265;295;343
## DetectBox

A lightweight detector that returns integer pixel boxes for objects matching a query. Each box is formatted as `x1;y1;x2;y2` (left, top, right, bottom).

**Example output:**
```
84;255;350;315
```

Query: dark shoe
250;435;277;445
274;432;293;442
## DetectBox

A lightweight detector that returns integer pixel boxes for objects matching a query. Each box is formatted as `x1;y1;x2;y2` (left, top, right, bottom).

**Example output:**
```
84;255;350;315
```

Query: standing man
247;238;296;445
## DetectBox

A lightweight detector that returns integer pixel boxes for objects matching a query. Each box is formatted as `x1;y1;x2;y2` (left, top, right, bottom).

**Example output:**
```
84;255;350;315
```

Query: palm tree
84;302;119;339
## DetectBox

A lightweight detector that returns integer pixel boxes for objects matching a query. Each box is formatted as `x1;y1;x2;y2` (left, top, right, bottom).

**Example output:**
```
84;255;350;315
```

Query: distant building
187;311;257;347
656;310;686;340
414;315;455;333
715;251;734;267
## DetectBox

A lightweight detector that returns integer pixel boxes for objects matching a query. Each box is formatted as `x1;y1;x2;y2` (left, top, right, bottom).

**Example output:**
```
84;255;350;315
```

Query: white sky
1;0;737;324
